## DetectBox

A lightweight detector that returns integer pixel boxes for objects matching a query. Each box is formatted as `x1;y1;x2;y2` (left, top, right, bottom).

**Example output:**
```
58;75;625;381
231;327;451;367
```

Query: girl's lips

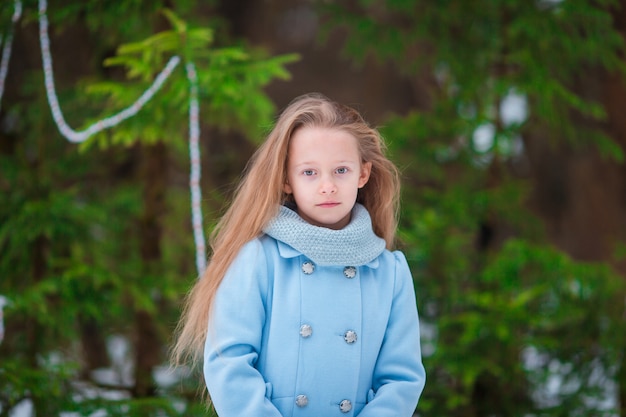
317;202;340;208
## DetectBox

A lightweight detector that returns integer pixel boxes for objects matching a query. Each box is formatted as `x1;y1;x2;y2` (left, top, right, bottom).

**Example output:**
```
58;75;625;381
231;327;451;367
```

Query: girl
172;93;425;416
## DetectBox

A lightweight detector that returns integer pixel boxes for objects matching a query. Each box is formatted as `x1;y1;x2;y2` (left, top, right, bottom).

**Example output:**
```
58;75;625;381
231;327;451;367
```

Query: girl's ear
283;182;293;194
358;162;372;188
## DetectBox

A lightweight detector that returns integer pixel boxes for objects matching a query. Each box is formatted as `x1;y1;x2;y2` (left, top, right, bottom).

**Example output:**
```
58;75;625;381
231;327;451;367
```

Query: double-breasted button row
295;395;352;413
301;261;357;279
299;325;357;344
297;261;358;413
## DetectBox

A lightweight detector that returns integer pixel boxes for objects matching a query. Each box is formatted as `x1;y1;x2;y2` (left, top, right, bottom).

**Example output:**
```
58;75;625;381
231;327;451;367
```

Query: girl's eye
303;170;315;176
336;167;348;174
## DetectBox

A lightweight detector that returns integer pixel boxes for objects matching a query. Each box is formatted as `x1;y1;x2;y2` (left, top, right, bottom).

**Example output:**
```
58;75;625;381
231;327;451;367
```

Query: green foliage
79;8;297;149
0;358;78;415
0;2;296;415
414;237;625;416
0;357;215;417
321;0;626;161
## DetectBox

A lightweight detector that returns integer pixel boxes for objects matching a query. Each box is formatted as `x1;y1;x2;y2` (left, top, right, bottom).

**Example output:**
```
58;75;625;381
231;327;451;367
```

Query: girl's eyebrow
293;161;316;167
293;159;358;168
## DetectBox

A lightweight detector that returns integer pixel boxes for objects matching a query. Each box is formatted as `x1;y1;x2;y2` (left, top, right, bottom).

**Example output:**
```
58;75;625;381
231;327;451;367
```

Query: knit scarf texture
263;203;386;266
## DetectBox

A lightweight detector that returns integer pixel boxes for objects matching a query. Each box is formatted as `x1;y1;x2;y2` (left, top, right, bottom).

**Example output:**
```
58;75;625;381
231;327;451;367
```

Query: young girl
172;93;425;416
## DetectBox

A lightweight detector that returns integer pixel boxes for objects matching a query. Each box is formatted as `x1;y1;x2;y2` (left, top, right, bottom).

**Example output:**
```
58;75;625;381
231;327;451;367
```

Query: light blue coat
204;205;425;416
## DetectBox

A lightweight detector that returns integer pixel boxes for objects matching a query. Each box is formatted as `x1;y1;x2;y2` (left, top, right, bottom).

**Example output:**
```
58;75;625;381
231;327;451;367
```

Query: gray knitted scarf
263;203;386;266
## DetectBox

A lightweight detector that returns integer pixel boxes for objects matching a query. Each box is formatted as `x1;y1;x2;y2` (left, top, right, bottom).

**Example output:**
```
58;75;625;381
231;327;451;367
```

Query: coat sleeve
357;251;426;417
203;239;283;417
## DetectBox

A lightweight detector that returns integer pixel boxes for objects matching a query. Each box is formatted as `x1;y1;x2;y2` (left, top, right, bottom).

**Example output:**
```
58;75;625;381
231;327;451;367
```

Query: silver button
300;324;312;338
295;394;308;407
343;266;357;278
339;399;352;413
302;261;315;275
344;330;357;344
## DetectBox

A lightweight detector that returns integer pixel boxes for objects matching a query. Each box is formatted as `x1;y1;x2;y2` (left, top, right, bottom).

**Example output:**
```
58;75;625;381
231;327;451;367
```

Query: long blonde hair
171;92;400;366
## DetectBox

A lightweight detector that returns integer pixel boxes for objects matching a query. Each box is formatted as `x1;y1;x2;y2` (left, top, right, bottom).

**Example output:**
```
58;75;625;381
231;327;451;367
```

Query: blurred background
2;0;626;416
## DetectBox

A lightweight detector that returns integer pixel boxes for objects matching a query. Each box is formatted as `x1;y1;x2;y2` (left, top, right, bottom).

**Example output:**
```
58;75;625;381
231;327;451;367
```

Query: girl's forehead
289;127;357;148
286;127;362;166
290;125;357;141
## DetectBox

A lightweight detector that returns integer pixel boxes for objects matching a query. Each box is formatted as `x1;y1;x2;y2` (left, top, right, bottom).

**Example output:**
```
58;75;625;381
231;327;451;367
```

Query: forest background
2;0;626;416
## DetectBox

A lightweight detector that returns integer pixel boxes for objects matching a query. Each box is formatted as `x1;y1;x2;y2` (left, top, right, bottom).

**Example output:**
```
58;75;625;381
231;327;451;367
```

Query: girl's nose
320;177;337;194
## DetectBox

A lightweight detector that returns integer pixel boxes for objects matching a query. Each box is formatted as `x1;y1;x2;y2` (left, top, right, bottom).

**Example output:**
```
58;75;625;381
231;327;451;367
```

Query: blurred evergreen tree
0;1;295;415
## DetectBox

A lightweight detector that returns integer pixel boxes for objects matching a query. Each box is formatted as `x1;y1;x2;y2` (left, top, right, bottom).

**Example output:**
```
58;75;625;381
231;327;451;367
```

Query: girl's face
284;126;371;230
